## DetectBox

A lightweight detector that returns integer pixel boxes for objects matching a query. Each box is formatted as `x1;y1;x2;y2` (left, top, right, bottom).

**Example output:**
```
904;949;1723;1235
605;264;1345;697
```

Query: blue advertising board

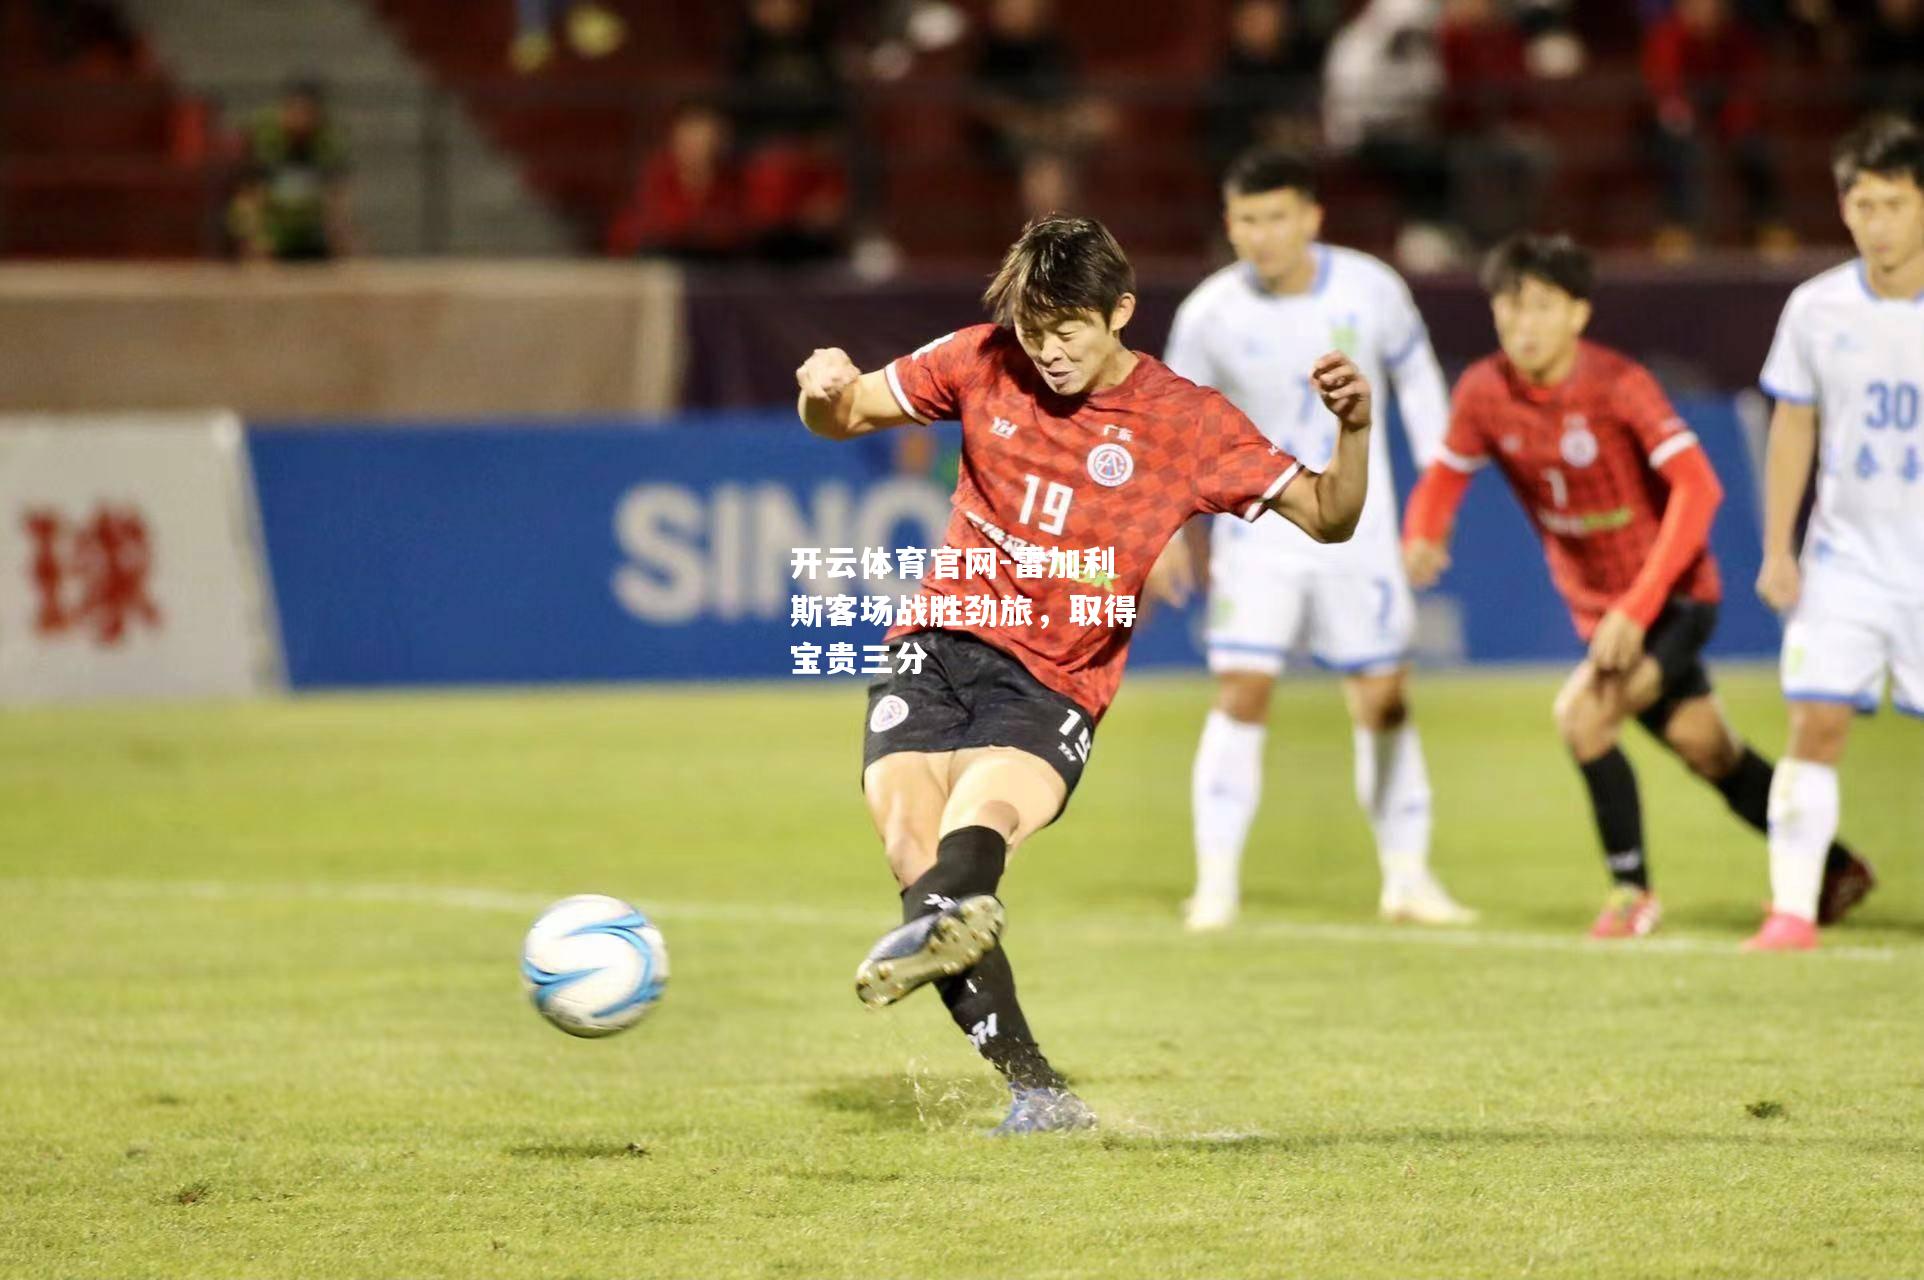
247;398;1775;689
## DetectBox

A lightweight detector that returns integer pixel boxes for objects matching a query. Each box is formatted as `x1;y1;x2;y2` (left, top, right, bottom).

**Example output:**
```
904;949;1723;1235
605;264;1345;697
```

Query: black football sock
1709;745;1774;832
1577;747;1648;889
934;946;1064;1091
899;824;1006;922
898;826;1063;1091
1711;745;1858;875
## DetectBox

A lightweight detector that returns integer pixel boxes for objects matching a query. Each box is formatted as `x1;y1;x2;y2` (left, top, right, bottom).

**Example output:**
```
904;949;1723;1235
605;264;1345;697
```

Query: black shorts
861;629;1095;816
1636;599;1718;734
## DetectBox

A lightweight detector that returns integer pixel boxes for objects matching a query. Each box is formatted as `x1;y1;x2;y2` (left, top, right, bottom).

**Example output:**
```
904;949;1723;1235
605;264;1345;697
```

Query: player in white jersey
1749;116;1924;951
1152;149;1474;930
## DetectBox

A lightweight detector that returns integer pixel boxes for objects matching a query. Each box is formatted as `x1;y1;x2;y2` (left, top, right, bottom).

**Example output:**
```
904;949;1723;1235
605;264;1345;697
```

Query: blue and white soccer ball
520;894;669;1038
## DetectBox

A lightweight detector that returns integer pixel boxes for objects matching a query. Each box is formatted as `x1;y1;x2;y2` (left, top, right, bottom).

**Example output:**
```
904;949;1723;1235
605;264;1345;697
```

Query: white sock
1192;710;1266;902
1354;724;1434;883
1767;758;1838;923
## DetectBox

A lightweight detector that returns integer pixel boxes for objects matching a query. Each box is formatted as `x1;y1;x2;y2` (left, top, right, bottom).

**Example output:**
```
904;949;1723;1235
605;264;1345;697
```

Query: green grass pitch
2;668;1920;1278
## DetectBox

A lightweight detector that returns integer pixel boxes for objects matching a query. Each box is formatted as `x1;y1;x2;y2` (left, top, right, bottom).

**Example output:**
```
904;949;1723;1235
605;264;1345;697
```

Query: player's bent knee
1787;702;1853;764
949;797;1023;843
1347;675;1409;732
1663;703;1739;779
1553;692;1614;757
1673;735;1736;780
1215;672;1274;724
873;804;937;885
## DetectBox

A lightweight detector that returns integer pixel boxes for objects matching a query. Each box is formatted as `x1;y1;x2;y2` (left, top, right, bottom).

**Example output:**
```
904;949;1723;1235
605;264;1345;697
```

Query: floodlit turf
2;668;1920;1279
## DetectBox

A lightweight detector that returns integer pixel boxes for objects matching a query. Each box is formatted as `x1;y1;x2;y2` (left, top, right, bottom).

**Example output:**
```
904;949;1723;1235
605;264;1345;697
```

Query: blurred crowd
605;0;1924;269
10;0;1922;266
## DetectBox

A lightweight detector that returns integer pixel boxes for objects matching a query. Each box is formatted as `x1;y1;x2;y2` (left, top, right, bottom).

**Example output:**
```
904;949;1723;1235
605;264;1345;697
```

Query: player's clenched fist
1755;552;1801;613
1311;351;1372;430
796;347;862;403
1403;538;1450;590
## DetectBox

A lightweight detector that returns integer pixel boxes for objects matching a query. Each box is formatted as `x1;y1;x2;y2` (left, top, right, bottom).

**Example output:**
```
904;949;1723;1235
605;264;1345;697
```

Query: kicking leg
1188;671;1271;929
1554;659;1662;937
856;750;1008;1008
919;748;1091;1131
1344;668;1472;925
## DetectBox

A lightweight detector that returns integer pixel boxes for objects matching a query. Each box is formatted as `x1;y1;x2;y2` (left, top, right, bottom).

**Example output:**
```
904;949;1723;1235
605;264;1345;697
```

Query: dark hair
982;215;1136;330
1833;114;1924;194
1481;233;1594;301
1223;147;1318;200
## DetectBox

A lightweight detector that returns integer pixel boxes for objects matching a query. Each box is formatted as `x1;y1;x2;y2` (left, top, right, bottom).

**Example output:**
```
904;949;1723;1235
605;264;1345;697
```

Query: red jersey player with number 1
797;216;1375;1135
1402;234;1871;942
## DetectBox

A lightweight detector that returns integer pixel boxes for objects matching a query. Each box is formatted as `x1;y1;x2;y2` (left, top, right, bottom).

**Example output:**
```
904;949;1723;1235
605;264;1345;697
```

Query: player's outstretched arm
1757;400;1817;612
1271;352;1373;543
1401;462;1473;588
796;347;919;441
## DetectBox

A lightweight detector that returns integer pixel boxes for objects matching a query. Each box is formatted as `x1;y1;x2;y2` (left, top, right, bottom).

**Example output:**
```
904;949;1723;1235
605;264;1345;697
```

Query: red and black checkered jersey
883;323;1302;719
1440;342;1720;636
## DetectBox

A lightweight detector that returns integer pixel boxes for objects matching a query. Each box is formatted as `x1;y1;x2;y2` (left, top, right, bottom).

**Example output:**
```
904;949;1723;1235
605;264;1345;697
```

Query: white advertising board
0;414;279;703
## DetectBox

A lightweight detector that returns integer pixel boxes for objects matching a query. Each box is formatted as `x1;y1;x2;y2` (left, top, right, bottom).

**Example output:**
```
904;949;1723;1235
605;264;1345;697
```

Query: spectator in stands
1644;0;1844;50
606;103;746;261
1324;0;1456;269
1641;0;1790;257
29;0;149;71
1857;0;1924;121
969;0;1115;221
509;0;626;74
1016;149;1078;221
728;0;852;262
730;0;847;148
1439;0;1553;247
1513;0;1586;76
1204;0;1326;178
860;0;970;81
227;80;354;263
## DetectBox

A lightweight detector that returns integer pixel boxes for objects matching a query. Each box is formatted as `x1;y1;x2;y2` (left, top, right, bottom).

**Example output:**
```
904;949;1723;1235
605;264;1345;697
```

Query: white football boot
1182;889;1239;932
1379;870;1477;926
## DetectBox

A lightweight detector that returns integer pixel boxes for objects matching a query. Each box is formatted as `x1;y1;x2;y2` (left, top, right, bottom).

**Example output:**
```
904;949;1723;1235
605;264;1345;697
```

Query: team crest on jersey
869;695;909;733
1087;442;1134;487
1560;416;1599;468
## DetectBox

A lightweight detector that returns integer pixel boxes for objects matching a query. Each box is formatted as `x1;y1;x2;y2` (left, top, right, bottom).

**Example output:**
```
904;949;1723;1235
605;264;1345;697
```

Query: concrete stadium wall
0;262;684;419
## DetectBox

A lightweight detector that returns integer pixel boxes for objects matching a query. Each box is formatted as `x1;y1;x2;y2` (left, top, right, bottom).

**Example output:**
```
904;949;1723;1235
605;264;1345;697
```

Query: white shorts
1780;569;1924;719
1204;526;1414;678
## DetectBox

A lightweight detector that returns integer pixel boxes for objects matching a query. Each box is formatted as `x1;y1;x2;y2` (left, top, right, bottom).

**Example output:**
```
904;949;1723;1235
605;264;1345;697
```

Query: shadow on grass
808;1072;1006;1130
1097;1125;1924;1158
504;1141;653;1160
1097;1131;1288;1154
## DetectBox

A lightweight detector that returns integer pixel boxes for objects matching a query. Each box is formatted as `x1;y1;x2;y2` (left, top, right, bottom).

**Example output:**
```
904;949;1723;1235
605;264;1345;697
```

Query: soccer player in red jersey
797;215;1375;1133
1402;234;1869;940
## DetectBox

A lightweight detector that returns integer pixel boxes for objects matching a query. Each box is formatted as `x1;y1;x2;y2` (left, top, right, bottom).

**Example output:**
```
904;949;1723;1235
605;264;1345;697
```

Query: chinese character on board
23;505;162;646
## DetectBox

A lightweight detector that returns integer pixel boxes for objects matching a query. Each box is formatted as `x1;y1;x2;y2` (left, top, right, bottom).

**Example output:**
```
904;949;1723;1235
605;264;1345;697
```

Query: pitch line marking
9;877;1903;962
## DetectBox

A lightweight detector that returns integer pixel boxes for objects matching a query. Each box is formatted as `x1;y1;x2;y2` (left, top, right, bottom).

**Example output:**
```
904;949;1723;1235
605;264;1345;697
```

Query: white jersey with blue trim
1760;259;1924;604
1165;244;1448;571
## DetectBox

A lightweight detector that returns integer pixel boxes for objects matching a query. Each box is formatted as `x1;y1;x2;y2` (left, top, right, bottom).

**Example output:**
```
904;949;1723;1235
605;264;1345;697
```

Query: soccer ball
520;894;669;1038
